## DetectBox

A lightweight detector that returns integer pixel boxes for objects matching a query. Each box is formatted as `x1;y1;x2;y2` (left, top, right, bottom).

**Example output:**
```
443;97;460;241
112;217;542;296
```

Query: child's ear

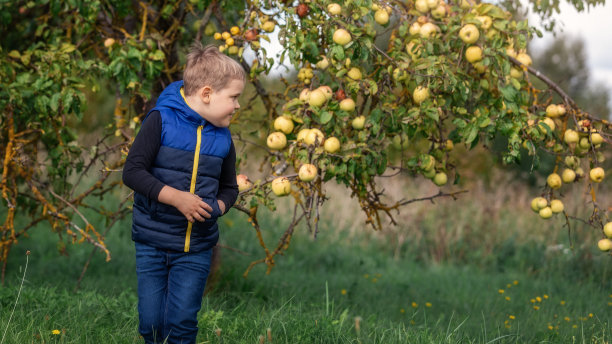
200;86;213;104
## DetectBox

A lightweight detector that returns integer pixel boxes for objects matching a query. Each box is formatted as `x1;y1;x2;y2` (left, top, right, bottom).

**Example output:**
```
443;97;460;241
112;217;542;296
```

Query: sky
527;1;612;110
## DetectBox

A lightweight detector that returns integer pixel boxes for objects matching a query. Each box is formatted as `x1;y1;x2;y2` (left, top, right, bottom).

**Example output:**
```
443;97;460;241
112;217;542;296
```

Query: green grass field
1;189;611;343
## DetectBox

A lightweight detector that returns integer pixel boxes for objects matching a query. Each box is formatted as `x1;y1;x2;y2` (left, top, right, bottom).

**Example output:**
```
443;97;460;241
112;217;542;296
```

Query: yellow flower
588;313;593;318
52;330;60;335
506;284;512;288
572;324;578;329
560;300;566;305
513;280;519;285
509;315;516;320
498;289;505;294
400;308;405;313
505;296;511;301
533;305;540;310
543;294;549;299
425;302;432;308
371;278;378;283
548;325;554;330
564;317;570;322
341;289;347;295
375;273;382;278
363;274;369;279
411;302;418;308
536;296;542;302
530;299;536;303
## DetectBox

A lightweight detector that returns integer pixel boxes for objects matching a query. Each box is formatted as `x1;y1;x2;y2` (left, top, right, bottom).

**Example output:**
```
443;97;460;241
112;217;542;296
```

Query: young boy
122;43;244;344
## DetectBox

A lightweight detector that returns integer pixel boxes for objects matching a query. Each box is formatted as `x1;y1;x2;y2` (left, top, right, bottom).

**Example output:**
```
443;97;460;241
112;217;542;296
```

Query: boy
122;43;244;344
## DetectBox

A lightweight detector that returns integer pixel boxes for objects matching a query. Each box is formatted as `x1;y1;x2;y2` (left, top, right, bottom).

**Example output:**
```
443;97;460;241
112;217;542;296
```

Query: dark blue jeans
135;241;213;344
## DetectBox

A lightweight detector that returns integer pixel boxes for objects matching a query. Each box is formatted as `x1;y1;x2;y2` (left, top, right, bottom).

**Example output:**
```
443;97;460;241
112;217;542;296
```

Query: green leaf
320;111;333;124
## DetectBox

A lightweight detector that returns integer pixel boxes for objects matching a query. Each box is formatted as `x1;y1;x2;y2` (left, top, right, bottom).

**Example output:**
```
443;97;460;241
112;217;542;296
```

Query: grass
1;196;610;343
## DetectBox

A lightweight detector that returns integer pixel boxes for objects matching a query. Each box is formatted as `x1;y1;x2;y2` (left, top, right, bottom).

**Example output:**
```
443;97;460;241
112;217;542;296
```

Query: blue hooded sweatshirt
131;81;232;252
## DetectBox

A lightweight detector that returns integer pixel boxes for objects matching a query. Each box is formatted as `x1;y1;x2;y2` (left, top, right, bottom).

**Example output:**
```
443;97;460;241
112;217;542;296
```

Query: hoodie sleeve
122;111;166;200
216;140;239;214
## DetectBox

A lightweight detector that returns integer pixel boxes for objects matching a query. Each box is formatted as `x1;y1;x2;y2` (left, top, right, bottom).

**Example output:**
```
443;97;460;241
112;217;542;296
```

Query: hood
153;80;207;126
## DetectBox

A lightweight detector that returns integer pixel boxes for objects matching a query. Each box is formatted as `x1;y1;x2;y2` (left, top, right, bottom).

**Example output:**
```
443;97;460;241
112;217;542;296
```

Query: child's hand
159;186;213;223
217;200;226;215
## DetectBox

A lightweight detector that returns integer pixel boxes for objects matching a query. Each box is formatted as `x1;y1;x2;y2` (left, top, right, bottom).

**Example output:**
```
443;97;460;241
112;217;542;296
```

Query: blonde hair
183;42;246;96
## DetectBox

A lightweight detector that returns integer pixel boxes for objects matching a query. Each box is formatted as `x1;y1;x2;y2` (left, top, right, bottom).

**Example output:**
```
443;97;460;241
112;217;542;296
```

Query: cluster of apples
599;222;612;252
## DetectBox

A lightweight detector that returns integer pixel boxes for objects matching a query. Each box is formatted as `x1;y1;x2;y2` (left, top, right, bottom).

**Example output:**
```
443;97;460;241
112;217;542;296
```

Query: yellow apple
510;67;523;79
409;22;421;35
316;56;330;70
579;137;590;149
374;9;389;25
327;3;342;15
431;4;447;18
298;163;318;182
299;88;310;102
426;0;439;9
591;132;604;145
597;238;612;252
539;207;553;219
459;24;479;44
304;128;324;145
267;132;287;150
236;174;253;192
603;222;612;238
352;116;366;130
347;67;362;80
538;117;555;133
104;38;116;47
392;133;409;150
550;199;564;213
465;46;483;63
324;137;341;153
415;0;429;13
475;15;492;29
271;177;291;196
413;86;430;104
563;129;579;144
273;116;294;134
262;21;276;33
546;173;562;189
531;197;548;212
433;172;448;186
297;128;311;142
308;89;327;107
516;52;532;66
506;47;517;58
420;154;436;171
546;104;560;118
589;167;605;183
339;98;356;112
333;28;352;45
575;167;585;178
419;22;438;38
561;168;576;183
317;85;333;100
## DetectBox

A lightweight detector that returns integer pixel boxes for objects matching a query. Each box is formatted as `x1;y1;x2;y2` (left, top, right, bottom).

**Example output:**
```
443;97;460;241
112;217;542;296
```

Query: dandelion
411;302;418;308
548;325;554;330
560;300;566;306
410;320;416;325
543;294;549;299
52;330;60;335
400;308;405;313
498;289;505;294
425;302;432;308
507;284;512;288
572;324;578;329
533;305;540;310
530;298;536;303
375;273;382;278
564;317;570;322
505;296;511;301
513;280;519;285
363;274;369;279
536;296;542;302
588;313;593;318
341;289;347;295
371;278;378;283
509;315;516;320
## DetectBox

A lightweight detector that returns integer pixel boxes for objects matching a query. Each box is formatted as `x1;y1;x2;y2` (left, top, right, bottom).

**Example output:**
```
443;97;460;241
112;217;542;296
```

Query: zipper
184;125;203;252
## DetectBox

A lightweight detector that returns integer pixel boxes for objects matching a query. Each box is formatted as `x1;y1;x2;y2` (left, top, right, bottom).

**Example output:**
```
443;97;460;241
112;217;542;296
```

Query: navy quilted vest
131;81;232;252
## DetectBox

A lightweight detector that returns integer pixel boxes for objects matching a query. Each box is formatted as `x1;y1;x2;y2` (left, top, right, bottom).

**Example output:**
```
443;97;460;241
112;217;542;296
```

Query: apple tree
0;0;610;281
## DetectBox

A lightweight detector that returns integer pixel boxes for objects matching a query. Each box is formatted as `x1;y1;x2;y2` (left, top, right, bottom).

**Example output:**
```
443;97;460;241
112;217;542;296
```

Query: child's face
202;79;244;127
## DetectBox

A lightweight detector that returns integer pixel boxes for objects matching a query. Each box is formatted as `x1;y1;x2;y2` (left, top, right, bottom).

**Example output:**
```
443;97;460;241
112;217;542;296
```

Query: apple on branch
236;174;253;192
